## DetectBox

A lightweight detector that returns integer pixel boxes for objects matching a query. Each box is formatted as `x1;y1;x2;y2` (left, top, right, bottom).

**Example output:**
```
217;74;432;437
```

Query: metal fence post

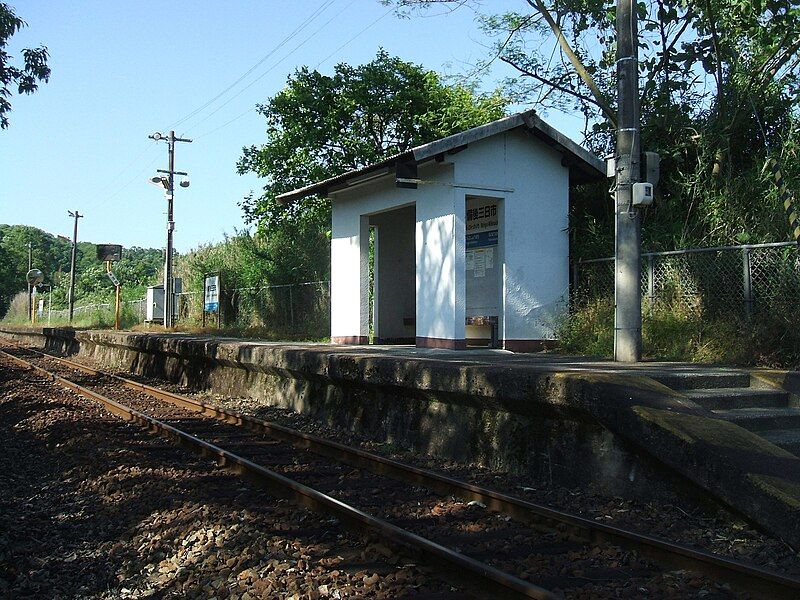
288;285;294;328
742;246;753;324
647;254;655;311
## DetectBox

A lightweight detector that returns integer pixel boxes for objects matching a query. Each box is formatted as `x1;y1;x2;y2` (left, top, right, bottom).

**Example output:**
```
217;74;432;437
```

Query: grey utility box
146;285;164;323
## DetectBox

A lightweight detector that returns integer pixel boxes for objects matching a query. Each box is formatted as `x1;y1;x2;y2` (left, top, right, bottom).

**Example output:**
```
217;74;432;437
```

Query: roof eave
276;109;605;204
276;151;414;204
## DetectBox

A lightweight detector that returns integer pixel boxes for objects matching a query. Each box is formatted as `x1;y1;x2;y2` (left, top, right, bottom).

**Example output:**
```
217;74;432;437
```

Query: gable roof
276;109;605;204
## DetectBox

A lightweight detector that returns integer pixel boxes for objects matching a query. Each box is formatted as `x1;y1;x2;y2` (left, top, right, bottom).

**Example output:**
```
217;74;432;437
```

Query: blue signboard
466;230;498;249
204;275;220;313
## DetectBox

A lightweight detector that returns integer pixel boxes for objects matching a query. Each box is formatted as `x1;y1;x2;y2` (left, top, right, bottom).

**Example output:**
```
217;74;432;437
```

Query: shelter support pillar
415;191;466;350
330;213;370;344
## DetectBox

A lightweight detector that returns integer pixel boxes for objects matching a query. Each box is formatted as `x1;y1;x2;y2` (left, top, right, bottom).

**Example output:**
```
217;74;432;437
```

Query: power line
74;2;338;212
95;142;157;195
193;105;256;141
163;0;339;134
91;153;162;210
183;1;361;137
314;7;392;69
193;1;385;140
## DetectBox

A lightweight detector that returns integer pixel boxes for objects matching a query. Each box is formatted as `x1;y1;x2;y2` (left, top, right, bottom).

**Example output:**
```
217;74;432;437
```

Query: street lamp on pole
148;130;191;329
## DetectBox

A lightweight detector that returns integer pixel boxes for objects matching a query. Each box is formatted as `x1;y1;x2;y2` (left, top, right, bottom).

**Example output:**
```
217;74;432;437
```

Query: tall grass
1;291;142;330
559;297;800;369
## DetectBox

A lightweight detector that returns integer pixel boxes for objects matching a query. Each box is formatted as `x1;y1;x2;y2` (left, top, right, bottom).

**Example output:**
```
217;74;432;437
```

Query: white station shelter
278;110;605;351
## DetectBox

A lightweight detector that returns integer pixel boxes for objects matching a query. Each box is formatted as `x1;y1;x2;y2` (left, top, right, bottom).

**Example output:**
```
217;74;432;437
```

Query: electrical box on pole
632;182;654;206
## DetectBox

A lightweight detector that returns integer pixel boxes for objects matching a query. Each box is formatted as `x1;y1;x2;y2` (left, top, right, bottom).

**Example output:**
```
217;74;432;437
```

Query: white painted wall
415;186;465;341
452;129;570;341
330;177;420;341
330;127;572;345
330;210;369;340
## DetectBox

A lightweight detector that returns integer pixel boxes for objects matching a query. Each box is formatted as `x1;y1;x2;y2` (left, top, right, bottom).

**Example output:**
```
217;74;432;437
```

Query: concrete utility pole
614;0;642;362
67;210;83;323
149;130;191;329
27;241;32;321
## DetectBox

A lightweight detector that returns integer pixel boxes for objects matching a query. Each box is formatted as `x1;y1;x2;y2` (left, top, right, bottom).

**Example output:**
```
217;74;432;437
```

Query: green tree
0;224;163;319
0;3;50;129
237;50;507;239
387;1;800;252
0;233;15;313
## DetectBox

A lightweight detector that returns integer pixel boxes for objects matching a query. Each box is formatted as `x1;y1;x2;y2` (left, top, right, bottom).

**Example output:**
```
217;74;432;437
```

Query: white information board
465;196;500;316
204;275;220;312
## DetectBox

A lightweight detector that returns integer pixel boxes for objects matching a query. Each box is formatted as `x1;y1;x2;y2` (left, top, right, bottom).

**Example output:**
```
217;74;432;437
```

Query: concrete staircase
650;369;800;456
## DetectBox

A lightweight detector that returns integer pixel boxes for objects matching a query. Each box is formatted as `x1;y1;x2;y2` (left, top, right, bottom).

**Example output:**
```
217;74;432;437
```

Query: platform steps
650;370;800;456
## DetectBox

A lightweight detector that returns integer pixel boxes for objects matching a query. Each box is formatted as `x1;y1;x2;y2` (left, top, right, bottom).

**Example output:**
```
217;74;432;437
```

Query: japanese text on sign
204;275;220;313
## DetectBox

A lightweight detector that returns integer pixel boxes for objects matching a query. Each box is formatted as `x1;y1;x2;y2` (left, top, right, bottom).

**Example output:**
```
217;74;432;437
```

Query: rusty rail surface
0;348;556;600
6;344;800;599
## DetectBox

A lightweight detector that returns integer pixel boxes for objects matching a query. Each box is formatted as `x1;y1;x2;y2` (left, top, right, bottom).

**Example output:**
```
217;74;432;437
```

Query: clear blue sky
1;0;585;252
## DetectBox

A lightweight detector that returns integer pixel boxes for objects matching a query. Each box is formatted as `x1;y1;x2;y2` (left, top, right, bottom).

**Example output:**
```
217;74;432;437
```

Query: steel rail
9;345;800;599
0;349;556;600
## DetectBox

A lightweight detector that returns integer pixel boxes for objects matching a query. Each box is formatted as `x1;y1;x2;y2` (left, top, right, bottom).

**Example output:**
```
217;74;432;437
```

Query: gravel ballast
0;355;464;599
5;345;800;599
100;362;800;577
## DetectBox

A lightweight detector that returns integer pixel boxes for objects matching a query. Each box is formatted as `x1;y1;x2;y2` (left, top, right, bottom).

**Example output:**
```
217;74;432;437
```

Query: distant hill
0;224;163;316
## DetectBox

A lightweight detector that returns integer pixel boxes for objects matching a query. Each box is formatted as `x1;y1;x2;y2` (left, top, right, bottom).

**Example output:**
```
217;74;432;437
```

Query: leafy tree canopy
0;224;162;318
386;1;800;252
0;3;50;129
237;49;507;234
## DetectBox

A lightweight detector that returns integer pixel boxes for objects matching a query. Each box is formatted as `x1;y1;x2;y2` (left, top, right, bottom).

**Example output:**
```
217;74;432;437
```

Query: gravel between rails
8;347;793;597
6;350;732;598
58;350;800;577
190;379;800;577
0;354;470;599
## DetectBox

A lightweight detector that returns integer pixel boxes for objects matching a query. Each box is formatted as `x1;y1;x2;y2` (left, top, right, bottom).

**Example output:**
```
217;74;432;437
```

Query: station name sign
466;201;498;249
204;275;220;313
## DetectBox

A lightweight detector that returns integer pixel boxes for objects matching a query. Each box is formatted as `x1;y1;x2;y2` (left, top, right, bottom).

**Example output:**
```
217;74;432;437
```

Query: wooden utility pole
67;210;83;324
614;0;642;362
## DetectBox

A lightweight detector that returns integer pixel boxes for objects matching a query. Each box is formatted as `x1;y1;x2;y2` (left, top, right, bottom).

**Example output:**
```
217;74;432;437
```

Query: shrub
558;296;800;369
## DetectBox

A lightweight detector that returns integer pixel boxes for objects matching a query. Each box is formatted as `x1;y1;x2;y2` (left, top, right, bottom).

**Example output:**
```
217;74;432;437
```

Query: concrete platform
2;326;800;547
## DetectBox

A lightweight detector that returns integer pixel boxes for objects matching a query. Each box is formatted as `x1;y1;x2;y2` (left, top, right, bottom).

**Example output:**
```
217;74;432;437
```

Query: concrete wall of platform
4;327;800;547
3;328;670;495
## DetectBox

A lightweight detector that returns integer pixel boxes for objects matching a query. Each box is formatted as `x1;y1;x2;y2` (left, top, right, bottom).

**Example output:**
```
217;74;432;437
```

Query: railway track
3;344;799;599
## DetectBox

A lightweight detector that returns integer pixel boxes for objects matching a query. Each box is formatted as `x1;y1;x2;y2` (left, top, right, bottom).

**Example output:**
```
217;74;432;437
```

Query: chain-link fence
174;281;331;336
40;281;329;337
572;241;799;324
48;298;148;323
